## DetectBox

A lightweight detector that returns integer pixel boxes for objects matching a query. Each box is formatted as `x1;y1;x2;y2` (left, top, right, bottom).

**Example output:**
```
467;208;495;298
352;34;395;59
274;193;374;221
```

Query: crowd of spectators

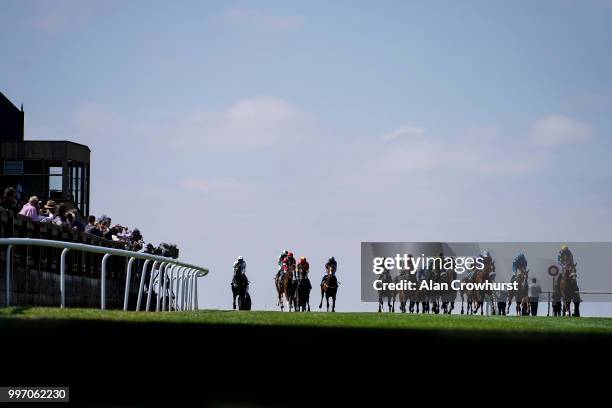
2;188;148;253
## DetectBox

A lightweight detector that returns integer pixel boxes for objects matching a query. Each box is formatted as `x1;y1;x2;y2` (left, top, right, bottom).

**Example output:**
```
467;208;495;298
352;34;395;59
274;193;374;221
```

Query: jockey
512;253;527;280
233;256;246;275
278;250;289;271
298;256;310;276
232;256;248;288
321;256;337;285
275;250;289;280
558;245;574;268
284;251;296;270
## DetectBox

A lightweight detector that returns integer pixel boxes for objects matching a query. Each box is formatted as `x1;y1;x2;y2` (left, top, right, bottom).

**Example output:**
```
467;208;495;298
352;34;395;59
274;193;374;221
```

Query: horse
507;269;529;316
472;257;497;315
378;269;395;312
395;270;411;313
319;267;338;312
231;269;251;310
417;268;431;313
296;265;312;312
275;264;297;312
440;269;456;314
559;264;581;317
460;271;475;315
552;277;562;317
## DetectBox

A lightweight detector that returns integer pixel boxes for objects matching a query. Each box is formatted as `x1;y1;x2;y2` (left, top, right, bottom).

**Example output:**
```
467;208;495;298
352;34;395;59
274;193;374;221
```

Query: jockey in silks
298;256;309;278
284;252;296;271
558;245;575;270
275;250;289;280
511;253;528;282
321;257;337;285
233;256;246;276
232;256;248;287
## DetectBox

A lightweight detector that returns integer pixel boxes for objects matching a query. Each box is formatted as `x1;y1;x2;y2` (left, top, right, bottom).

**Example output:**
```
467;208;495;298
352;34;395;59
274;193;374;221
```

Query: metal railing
1;238;209;311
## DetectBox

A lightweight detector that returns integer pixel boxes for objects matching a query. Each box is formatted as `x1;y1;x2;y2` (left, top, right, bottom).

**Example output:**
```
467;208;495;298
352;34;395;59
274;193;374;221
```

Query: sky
2;0;612;313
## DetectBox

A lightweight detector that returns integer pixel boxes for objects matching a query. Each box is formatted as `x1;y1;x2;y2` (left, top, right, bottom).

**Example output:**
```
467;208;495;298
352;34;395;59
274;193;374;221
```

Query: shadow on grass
10;306;32;315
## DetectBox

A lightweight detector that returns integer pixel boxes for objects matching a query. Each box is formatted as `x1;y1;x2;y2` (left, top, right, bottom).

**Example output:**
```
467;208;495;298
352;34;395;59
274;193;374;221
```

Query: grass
1;306;612;335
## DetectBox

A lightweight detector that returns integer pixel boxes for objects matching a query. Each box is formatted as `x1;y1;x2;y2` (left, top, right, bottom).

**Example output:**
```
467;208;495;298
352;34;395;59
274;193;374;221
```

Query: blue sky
2;0;612;312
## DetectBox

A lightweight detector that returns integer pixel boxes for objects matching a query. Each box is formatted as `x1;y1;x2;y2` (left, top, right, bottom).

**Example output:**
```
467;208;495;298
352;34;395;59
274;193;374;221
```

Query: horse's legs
332;295;336;312
319;289;324;309
573;301;580;317
326;294;330;312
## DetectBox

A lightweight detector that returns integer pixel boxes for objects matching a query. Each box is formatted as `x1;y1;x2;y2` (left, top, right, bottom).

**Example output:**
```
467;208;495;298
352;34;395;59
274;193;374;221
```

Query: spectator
497;289;507;316
18;196;43;221
85;215;102;236
528;278;542;316
15;180;23;203
99;219;112;240
67;211;85;232
39;200;57;223
55;204;69;226
1;187;18;213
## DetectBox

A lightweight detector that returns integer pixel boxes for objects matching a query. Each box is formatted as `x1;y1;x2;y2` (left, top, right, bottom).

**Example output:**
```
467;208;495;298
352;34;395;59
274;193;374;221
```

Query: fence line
0;238;209;311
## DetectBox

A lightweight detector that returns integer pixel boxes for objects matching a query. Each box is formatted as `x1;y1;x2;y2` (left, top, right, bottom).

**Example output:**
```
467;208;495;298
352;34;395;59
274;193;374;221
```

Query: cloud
173;96;313;151
528;115;593;146
35;0;95;33
227;6;303;30
181;177;244;195
68;96;313;153
381;126;425;141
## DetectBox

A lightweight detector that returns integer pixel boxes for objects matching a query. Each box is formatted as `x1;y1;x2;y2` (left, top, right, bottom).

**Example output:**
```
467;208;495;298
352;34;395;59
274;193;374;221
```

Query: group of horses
275;265;339;312
231;263;340;312
377;257;498;315
377;257;581;317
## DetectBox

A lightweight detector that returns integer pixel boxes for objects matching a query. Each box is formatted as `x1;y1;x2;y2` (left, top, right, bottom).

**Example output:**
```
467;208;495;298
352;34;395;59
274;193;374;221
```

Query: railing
1;238;209;311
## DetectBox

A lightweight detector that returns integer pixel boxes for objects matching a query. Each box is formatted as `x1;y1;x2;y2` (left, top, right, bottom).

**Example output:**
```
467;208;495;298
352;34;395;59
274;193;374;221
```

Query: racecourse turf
2;306;610;405
1;307;611;335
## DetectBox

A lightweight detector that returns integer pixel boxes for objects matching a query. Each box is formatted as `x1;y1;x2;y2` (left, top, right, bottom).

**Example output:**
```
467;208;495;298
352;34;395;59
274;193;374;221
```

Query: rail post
162;264;173;311
194;275;199;310
156;262;167;312
4;245;12;307
123;257;135;311
101;253;111;310
192;273;198;310
146;261;159;312
136;259;150;311
60;248;69;308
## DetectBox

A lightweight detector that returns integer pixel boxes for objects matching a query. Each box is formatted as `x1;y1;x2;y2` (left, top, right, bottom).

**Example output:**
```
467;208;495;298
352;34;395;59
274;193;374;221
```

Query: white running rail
0;238;208;311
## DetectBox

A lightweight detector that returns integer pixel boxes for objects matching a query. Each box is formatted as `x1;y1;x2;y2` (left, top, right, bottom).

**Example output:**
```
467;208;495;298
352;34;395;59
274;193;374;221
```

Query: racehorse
231;269;251;310
472;255;497;315
559;264;581;317
395;269;411;313
552;277;562;317
507;269;529;316
407;270;422;313
296;264;312;312
440;268;456;314
378;268;395;312
275;264;297;312
319;267;338;312
460;271;475;315
417;268;431;313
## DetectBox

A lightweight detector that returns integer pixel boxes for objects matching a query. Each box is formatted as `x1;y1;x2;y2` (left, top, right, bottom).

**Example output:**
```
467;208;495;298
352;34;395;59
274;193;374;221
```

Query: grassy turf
1;307;612;334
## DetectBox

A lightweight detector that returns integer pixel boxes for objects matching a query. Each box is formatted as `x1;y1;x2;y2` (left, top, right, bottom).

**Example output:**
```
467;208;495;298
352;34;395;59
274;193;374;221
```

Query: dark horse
319;267;338;312
507;269;529;316
559;264;581;317
231;269;251;310
378;269;395;312
296;264;312;312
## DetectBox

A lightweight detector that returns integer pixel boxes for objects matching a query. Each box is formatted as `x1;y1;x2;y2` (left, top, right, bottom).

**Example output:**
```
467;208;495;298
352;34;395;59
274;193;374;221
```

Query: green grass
1;307;612;335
